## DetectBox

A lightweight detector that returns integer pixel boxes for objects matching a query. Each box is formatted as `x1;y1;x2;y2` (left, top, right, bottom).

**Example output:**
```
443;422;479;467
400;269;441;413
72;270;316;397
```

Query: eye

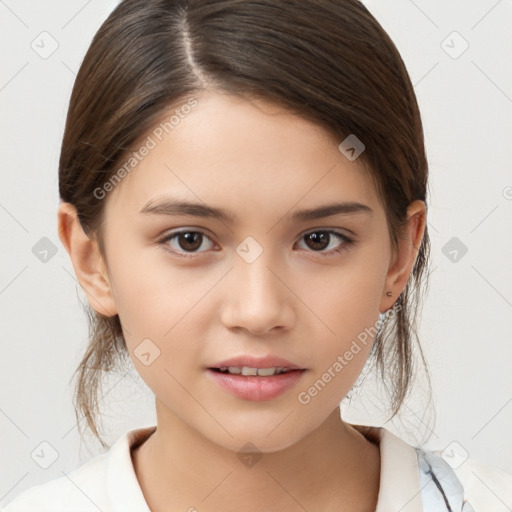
296;230;353;256
158;229;216;258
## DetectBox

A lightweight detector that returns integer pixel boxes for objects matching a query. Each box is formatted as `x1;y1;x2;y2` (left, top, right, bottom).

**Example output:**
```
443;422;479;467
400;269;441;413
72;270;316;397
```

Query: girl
2;1;508;510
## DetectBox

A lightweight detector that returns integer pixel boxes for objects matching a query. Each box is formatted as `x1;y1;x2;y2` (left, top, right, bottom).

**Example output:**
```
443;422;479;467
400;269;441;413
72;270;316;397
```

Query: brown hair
59;0;432;449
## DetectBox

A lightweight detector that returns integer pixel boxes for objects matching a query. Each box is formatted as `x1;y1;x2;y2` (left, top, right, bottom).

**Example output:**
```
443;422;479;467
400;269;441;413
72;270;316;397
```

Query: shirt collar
106;424;155;511
107;423;424;511
352;423;424;512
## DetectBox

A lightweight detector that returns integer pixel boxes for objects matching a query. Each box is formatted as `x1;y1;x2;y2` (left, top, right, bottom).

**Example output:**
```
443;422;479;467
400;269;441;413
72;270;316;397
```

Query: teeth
218;366;292;376
256;367;278;376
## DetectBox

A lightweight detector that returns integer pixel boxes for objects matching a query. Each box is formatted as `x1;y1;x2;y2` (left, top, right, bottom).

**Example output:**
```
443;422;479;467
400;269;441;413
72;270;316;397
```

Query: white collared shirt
2;424;510;511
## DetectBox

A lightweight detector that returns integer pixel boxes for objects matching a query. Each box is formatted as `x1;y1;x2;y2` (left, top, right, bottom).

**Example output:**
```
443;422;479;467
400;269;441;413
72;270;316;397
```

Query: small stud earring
386;291;392;296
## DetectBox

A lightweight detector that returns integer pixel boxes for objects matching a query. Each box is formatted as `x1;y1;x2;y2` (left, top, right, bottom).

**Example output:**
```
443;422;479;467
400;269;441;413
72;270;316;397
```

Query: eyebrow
139;198;373;223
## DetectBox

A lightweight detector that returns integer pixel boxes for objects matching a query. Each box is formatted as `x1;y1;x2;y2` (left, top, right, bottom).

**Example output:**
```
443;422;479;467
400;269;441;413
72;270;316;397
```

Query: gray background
1;0;511;506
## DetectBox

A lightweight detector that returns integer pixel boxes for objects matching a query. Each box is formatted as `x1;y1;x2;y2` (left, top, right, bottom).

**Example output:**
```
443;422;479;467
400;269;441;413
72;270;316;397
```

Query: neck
132;406;380;512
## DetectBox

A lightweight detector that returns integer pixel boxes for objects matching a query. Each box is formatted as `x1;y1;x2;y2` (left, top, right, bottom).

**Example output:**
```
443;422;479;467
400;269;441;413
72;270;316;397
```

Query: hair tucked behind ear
60;0;433;448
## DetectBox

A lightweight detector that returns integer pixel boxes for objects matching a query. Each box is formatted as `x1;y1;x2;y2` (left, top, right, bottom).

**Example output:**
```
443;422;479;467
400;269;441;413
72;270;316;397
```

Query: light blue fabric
416;448;475;511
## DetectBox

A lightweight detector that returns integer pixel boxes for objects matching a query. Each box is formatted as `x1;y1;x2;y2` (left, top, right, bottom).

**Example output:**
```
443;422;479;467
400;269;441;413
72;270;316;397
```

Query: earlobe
57;201;118;317
380;200;426;312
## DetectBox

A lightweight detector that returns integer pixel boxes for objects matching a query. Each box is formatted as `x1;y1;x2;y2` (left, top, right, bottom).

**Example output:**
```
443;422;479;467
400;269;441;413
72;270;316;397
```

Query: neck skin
131;405;381;512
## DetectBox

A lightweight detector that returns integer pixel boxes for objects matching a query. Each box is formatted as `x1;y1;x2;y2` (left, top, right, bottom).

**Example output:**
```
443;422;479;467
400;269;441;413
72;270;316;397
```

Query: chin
218;432;302;455
200;414;314;455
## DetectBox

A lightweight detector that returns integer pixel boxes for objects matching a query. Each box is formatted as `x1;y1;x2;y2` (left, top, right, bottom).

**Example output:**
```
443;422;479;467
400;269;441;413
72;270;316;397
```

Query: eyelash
157;229;354;259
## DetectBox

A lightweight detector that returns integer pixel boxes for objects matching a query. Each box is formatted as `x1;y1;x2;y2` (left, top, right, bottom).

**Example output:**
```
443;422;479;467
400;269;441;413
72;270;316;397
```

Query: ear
57;201;118;317
380;199;426;313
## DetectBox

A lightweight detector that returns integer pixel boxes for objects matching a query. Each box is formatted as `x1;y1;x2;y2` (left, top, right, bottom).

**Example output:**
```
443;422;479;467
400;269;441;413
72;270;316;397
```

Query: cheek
291;248;388;397
106;242;222;366
296;254;387;338
107;237;207;323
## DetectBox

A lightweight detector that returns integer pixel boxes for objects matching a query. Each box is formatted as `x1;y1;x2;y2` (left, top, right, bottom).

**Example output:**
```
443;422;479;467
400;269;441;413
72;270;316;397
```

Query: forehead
103;91;381;222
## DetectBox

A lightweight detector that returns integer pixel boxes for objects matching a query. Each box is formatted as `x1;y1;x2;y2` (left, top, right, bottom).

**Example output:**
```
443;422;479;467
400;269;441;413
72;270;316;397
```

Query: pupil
306;232;329;250
179;232;202;251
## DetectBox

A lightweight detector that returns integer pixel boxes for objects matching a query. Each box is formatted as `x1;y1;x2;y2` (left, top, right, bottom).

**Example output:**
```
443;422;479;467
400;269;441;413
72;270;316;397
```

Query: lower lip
206;369;306;401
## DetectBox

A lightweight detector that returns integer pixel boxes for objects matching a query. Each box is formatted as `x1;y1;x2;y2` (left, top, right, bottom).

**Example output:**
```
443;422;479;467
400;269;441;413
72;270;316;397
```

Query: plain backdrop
1;0;511;506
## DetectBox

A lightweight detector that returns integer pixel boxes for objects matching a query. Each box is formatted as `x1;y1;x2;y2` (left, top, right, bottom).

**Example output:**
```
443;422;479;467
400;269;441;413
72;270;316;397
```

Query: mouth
205;356;307;401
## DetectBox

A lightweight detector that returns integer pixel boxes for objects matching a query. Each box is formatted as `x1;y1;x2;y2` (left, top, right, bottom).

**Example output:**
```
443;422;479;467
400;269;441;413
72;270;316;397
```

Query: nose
220;252;295;335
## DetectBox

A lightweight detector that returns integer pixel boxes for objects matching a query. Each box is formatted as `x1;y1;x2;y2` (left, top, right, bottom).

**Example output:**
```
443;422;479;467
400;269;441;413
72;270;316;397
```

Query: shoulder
415;446;512;512
415;447;471;511
364;425;511;512
1;426;155;512
0;451;111;512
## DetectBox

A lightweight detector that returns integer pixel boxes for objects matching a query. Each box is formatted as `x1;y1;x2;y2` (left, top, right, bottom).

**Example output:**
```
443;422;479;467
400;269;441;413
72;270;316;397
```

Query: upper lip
208;355;305;370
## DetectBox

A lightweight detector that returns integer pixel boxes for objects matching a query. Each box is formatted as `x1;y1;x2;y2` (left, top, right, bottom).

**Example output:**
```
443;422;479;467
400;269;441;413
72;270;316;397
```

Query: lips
205;354;308;400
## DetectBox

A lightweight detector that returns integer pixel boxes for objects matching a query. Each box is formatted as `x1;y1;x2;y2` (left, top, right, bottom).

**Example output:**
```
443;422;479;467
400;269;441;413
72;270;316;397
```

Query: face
91;91;400;452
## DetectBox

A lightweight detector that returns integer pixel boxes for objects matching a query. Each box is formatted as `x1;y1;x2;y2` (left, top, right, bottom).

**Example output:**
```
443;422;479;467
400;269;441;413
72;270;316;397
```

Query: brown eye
159;230;215;256
297;230;353;256
176;232;203;252
304;231;330;251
